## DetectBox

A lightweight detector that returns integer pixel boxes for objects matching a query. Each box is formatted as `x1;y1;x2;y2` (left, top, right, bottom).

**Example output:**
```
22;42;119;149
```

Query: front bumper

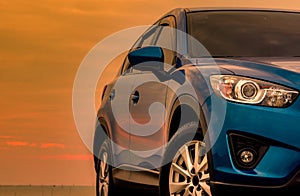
211;170;300;195
203;93;300;190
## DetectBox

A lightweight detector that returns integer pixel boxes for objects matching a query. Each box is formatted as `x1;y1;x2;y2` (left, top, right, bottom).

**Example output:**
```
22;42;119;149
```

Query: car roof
160;7;300;21
163;7;300;17
185;7;300;13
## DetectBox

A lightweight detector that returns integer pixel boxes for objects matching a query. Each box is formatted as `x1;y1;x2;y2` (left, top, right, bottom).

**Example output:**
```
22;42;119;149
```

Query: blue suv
93;7;300;196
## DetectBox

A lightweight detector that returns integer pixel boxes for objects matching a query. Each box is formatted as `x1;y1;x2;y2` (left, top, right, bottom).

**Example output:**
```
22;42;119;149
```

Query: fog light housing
228;132;269;170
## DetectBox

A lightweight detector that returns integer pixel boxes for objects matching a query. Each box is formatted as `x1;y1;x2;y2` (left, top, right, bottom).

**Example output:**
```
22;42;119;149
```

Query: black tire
159;122;212;196
96;139;115;196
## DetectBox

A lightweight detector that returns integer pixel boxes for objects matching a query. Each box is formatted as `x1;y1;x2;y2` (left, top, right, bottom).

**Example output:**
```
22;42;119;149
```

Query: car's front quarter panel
208;95;300;184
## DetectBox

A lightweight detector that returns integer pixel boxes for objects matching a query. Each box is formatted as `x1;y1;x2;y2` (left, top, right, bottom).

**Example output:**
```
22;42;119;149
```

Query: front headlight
210;75;299;107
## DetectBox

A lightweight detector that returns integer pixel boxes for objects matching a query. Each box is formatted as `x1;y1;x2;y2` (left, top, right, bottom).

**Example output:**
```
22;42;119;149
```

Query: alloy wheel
169;140;211;196
97;149;110;196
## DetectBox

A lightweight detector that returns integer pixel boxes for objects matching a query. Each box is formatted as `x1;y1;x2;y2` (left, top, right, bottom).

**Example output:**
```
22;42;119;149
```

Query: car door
106;73;136;167
100;30;154;175
128;16;177;178
105;22;161;170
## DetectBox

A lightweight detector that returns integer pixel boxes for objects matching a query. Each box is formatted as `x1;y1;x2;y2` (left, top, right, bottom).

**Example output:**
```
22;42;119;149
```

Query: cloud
5;140;37;147
4;140;63;149
6;141;31;147
41;154;93;161
0;135;14;139
40;143;65;149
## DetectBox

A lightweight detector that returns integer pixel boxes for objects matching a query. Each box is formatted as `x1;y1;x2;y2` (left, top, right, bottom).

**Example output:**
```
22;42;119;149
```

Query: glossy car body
94;7;300;195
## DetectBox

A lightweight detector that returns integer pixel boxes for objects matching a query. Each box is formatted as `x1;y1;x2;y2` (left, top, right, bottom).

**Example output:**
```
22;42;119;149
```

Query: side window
140;26;160;48
120;16;177;74
155;16;176;52
155;16;177;66
121;22;160;74
132;22;160;49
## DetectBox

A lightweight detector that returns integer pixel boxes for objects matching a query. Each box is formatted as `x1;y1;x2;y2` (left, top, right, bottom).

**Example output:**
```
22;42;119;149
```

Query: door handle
130;91;139;105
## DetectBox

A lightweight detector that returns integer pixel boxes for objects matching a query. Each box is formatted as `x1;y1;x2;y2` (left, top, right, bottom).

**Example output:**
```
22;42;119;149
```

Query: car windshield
187;10;300;57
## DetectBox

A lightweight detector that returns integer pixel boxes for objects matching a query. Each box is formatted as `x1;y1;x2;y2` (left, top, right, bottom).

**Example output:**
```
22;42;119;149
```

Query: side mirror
128;46;164;67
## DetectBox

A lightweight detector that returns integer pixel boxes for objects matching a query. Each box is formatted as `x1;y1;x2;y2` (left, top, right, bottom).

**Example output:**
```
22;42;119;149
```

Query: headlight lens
210;75;299;107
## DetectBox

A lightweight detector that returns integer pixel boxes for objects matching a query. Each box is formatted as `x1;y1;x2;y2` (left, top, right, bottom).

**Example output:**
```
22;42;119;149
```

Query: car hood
237;57;300;73
215;57;300;89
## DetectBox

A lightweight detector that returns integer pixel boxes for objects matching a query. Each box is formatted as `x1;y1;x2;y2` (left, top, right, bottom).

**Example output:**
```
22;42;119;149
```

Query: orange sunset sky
1;0;300;186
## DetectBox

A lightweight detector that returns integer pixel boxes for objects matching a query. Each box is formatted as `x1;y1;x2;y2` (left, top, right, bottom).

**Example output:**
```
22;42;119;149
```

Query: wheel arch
167;94;208;140
166;94;215;183
93;117;111;172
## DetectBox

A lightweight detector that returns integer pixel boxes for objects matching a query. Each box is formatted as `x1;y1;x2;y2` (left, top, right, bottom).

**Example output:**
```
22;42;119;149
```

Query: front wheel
160;122;212;196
